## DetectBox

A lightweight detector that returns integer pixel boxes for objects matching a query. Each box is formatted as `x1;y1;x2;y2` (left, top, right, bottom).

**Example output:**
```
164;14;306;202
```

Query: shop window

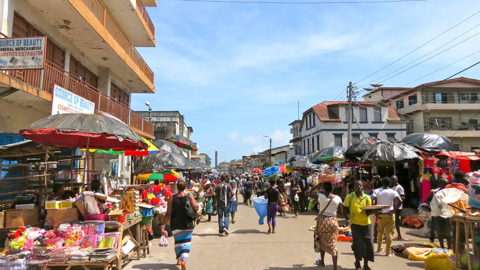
368;133;378;139
459;93;470;101
387;134;395;141
70;57;98;88
111;83;130;107
352;134;360;142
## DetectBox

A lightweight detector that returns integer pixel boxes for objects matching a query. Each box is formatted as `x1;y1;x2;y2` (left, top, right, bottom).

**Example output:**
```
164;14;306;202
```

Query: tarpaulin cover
252;197;268;225
263;166;281;178
19;114;147;151
152;140;184;155
345;137;381;161
135;152;190;173
401;133;456;153
288;155;310;169
310;146;347;163
361;140;420;165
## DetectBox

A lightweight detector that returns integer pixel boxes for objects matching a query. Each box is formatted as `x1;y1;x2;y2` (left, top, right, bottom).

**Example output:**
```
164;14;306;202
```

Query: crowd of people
162;166;472;270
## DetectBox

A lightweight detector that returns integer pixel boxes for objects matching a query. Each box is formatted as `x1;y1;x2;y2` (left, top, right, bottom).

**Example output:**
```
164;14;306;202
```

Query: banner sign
0;37;47;69
51;85;95;115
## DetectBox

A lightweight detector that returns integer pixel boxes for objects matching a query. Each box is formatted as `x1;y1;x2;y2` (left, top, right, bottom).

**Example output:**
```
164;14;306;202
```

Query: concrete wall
450;137;480;152
0;98;49;133
297;105;406;155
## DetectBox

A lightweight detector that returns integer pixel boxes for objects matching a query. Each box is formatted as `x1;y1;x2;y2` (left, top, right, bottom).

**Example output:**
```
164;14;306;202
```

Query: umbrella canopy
288;155;310;169
310;146;347;163
86;137;159;156
135;152;190;173
361;140;420;165
279;163;294;174
401;133;456;152
152;140;184;155
137;170;181;182
252;168;263;174
19;114;147;151
166;135;198;152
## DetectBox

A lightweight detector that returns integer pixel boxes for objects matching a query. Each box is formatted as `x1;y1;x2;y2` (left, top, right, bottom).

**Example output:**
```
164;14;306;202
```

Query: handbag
185;194;197;219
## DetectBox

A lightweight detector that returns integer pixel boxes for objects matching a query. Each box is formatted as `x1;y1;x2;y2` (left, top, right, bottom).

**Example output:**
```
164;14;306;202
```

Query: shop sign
0;37;47;69
51;85;95;115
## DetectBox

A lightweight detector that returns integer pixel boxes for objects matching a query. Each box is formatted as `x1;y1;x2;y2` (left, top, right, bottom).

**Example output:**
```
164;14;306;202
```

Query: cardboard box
0;211;4;228
46;208;80;226
45;201;61;209
4;207;38;228
59;201;73;209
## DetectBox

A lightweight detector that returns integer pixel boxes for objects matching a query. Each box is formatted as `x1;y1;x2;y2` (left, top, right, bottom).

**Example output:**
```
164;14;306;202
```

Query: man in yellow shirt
344;180;374;270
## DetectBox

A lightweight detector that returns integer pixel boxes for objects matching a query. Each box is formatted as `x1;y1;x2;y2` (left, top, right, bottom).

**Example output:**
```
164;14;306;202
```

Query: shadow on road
130;263;178;270
232;229;267;235
265;265;352;270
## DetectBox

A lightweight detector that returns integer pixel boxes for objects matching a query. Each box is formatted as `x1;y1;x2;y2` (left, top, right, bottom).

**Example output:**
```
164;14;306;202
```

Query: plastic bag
424;255;454;270
294;194;299;202
159;230;169;247
308;200;315;210
252;197;268;225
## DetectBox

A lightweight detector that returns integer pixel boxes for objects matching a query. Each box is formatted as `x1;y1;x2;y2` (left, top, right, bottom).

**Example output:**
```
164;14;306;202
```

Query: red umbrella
252;168;263;174
19;114;147;150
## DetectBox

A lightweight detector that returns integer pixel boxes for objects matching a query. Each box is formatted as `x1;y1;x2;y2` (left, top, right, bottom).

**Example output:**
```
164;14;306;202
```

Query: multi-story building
378;77;480;151
0;0;157;183
242;144;293;171
136;111;197;158
290;101;407;155
0;0;156;140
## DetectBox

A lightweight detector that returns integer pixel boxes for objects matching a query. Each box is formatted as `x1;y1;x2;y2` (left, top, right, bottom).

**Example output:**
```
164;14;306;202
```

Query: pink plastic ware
83;214;108;221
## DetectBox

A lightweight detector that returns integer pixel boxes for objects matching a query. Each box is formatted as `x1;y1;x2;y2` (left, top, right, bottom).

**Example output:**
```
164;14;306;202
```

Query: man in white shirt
372;177;402;257
391;176;405;240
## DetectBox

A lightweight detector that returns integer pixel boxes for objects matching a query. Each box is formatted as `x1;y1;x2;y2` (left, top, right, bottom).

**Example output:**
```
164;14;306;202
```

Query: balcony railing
136;0;155;35
422;94;480;104
8;60;154;136
80;0;154;84
424;119;479;132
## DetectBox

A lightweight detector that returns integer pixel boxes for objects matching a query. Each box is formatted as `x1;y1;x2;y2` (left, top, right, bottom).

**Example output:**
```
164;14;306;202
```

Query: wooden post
70;151;75;190
44;146;49;195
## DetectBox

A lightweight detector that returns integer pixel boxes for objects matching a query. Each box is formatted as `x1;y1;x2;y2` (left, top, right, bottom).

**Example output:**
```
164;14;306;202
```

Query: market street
125;200;426;270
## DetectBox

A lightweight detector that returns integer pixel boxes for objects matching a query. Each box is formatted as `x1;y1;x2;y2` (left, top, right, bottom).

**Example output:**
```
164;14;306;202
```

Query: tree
230;159;242;163
204;154;212;166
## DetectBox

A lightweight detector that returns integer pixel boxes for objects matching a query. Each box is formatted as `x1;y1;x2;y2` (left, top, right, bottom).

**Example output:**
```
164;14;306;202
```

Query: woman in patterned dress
306;182;343;270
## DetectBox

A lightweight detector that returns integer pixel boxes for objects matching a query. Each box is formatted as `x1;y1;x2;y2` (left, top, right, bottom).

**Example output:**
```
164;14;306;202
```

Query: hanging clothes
459;159;471;173
424;158;434;168
451;158;460;173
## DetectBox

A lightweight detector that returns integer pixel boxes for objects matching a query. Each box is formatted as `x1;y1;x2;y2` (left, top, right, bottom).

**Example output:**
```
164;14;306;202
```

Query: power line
176;0;425;4
353;9;480;85
442;61;480;81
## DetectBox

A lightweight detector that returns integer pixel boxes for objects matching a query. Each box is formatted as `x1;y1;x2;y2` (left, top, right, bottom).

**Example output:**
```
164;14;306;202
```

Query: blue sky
132;0;480;163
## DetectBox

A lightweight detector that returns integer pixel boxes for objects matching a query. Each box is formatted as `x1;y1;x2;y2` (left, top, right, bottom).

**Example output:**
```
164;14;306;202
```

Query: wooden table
451;215;480;270
46;216;142;270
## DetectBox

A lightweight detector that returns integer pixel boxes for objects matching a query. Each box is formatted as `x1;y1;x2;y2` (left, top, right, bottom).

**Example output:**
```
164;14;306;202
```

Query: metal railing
80;0;154;85
136;0;155;35
8;60;154;136
424;119;480;132
422;94;480;104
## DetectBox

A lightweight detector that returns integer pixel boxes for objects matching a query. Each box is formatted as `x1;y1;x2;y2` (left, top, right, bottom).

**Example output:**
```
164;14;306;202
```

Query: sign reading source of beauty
51;85;95;115
0;37;47;69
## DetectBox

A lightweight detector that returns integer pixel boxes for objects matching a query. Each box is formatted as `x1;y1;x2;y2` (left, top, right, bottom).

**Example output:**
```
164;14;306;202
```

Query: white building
290;101;407;155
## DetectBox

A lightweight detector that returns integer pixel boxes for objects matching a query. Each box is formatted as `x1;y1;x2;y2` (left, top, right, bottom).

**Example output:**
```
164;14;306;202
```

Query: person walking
372;177;402;257
215;175;233;236
299;176;309;212
344;180;375;270
165;179;199;270
202;181;214;222
290;179;301;218
307;182;343;270
229;181;238;224
244;178;253;205
427;178;452;249
264;179;280;234
391;175;405;240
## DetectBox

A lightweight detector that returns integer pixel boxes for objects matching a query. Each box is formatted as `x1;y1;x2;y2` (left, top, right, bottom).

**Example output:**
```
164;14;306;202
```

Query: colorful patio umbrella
279;163;294;174
252;168;263;174
19;114;147;151
166;135;198;152
137;170;181;182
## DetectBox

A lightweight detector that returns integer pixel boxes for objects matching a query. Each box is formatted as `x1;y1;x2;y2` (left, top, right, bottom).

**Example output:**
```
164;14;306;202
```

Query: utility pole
269;137;272;167
347;82;353;147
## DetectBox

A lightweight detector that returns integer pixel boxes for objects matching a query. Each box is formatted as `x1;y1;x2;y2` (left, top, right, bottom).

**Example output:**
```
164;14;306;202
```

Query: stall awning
438;151;480;161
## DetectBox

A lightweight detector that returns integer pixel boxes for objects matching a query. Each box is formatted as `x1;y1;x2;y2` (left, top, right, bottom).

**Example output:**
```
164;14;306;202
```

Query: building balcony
100;0;156;47
424;120;479;138
0;60;154;139
24;0;155;93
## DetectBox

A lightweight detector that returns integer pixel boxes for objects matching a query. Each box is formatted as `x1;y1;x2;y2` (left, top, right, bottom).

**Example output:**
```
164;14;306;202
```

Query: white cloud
229;131;239;140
